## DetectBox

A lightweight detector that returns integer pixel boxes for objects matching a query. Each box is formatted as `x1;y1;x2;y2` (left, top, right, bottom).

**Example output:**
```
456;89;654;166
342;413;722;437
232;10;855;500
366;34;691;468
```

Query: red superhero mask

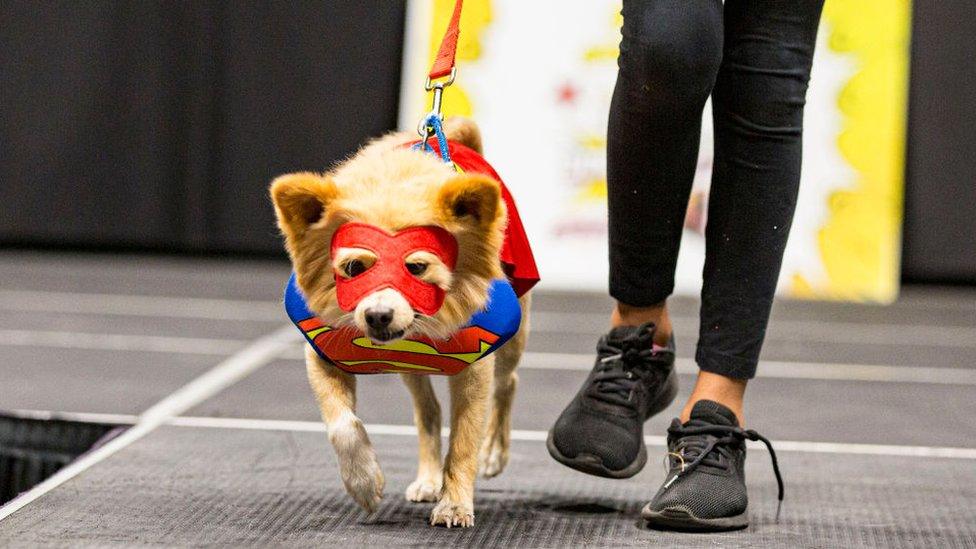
331;223;459;315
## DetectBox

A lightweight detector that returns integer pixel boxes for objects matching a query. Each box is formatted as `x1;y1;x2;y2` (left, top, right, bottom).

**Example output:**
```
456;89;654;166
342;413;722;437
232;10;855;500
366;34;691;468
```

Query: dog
270;117;531;528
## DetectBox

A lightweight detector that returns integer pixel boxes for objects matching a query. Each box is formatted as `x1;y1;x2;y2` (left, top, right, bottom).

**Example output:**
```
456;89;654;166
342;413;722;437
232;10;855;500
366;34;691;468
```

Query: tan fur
404;250;453;291
332;247;377;275
479;293;530;478
270;117;530;528
435;355;493;526
305;346;385;513
443;116;483;154
270;140;507;339
401;374;442;503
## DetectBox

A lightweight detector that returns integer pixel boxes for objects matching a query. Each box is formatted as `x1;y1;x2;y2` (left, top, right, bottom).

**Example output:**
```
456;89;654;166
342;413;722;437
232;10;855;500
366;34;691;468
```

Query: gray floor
0;251;974;547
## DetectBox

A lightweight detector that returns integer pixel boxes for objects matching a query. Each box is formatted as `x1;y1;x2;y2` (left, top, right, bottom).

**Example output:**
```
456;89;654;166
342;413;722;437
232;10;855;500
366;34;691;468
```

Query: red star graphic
556;81;578;105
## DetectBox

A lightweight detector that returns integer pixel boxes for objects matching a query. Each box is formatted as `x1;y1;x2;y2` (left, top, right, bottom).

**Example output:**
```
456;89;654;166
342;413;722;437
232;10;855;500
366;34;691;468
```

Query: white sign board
401;0;910;302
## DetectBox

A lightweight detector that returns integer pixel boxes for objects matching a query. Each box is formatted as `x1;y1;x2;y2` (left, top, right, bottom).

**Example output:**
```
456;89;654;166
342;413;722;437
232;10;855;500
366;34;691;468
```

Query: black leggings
607;0;824;379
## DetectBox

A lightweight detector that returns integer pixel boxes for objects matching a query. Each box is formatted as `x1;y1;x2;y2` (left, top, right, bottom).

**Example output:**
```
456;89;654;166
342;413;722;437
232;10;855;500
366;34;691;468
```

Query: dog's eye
406;262;427;276
344;259;367;277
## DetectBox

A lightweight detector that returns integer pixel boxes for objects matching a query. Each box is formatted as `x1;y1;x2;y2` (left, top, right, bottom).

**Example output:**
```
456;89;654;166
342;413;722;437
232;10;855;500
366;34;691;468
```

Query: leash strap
416;1;462;160
428;0;463;80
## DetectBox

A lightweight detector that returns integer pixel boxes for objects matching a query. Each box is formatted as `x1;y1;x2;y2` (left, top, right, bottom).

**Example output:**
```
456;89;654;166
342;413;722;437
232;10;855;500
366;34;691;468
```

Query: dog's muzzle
331;222;458;316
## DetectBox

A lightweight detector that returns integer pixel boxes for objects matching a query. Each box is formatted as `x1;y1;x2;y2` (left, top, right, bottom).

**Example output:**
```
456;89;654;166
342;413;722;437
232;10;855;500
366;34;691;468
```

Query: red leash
418;0;463;143
428;0;463;81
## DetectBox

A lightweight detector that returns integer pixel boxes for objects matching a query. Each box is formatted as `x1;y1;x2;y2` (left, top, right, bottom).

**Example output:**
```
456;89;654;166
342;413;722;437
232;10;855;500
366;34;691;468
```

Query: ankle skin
680;371;747;424
611;301;672;346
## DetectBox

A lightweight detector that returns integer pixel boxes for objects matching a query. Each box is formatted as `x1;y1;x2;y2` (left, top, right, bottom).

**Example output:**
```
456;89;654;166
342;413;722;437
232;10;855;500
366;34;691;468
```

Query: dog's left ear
270;172;339;240
436;174;503;230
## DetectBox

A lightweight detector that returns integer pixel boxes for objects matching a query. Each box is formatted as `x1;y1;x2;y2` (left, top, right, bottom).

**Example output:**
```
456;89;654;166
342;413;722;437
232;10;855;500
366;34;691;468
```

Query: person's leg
549;0;724;478
607;0;723;346
686;0;825;423
643;0;824;531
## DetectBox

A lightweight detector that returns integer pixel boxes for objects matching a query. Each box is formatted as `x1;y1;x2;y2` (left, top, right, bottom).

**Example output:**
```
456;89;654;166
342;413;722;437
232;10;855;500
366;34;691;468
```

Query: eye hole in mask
345;260;368;277
334;247;378;279
406;262;427;276
402;250;451;290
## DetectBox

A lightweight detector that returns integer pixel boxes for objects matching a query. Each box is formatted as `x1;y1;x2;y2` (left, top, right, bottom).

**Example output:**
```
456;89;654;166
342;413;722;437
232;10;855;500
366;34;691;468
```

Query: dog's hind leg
479;293;530;478
430;356;493;527
306;348;384;513
401;374;443;503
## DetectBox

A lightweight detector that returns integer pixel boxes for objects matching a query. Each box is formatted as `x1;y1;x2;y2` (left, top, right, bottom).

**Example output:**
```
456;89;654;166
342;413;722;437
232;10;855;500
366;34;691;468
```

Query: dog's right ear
270;172;338;239
436;173;502;231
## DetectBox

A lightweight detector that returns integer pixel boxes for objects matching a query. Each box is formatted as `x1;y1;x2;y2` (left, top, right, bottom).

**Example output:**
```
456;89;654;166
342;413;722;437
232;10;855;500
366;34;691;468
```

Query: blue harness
284;274;522;375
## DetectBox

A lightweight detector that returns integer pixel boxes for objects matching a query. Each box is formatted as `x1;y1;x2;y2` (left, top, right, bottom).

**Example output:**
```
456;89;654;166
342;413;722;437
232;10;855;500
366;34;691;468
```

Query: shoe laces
588;327;666;407
664;420;785;520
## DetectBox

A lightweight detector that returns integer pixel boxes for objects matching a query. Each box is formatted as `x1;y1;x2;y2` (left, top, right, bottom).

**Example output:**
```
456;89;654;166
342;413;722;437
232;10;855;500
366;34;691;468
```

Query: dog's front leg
306;348;384;513
401;374;442;502
479;293;530;478
430;356;493;527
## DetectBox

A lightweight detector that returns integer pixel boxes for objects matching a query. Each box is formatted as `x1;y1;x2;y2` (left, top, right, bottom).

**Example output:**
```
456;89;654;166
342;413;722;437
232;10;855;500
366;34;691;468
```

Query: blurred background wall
0;1;973;285
0;1;406;254
902;1;976;284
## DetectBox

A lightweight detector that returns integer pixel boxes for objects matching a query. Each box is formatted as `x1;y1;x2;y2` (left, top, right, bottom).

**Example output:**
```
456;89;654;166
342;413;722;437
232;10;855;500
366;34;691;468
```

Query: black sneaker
547;322;677;478
641;400;784;532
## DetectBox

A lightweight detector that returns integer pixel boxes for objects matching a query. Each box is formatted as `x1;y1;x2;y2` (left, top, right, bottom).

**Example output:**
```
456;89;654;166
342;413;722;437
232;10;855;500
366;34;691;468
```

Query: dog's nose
364;307;394;330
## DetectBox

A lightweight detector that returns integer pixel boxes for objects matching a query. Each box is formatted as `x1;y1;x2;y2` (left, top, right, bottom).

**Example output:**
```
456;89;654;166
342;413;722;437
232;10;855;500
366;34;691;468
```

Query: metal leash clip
417;66;457;143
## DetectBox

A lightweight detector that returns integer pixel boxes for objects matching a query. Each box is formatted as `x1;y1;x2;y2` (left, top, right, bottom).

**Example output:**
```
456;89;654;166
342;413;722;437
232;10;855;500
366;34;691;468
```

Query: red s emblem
331;223;459;315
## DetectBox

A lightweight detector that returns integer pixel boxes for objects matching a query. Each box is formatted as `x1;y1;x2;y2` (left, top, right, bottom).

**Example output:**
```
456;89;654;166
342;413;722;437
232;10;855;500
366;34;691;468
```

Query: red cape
409;139;539;297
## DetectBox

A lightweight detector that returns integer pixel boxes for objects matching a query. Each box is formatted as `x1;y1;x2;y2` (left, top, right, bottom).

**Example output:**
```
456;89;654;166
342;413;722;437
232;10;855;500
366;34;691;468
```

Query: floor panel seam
0;325;295;522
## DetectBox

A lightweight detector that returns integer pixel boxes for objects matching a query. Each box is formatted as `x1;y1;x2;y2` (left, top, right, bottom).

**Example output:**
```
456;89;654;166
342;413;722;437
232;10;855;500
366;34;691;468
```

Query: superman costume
284;138;539;375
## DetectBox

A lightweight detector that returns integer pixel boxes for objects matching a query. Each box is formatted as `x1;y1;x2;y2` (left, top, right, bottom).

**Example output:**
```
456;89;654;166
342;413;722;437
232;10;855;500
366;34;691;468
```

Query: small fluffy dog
270;117;530;527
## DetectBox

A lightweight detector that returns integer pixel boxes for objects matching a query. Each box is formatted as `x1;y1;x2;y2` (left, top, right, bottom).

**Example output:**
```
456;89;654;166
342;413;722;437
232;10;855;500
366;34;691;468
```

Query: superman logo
296;317;501;375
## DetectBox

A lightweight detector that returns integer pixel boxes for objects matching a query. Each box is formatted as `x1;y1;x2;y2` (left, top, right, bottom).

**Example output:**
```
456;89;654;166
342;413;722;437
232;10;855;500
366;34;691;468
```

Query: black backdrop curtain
902;0;976;284
0;1;406;254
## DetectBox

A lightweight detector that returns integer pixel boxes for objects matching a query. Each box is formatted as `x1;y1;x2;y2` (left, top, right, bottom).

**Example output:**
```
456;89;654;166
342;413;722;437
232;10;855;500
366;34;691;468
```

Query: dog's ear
436;173;502;229
270;172;338;238
442;117;483;154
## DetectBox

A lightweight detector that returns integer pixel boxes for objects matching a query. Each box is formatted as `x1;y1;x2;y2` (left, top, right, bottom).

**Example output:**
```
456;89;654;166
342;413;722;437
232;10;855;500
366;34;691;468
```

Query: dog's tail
442;116;483;154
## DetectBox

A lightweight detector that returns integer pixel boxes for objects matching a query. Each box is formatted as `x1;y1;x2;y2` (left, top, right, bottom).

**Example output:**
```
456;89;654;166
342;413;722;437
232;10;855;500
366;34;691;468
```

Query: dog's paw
340;453;384;513
405;476;441;503
331;417;385;513
430;497;474;528
478;435;509;478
